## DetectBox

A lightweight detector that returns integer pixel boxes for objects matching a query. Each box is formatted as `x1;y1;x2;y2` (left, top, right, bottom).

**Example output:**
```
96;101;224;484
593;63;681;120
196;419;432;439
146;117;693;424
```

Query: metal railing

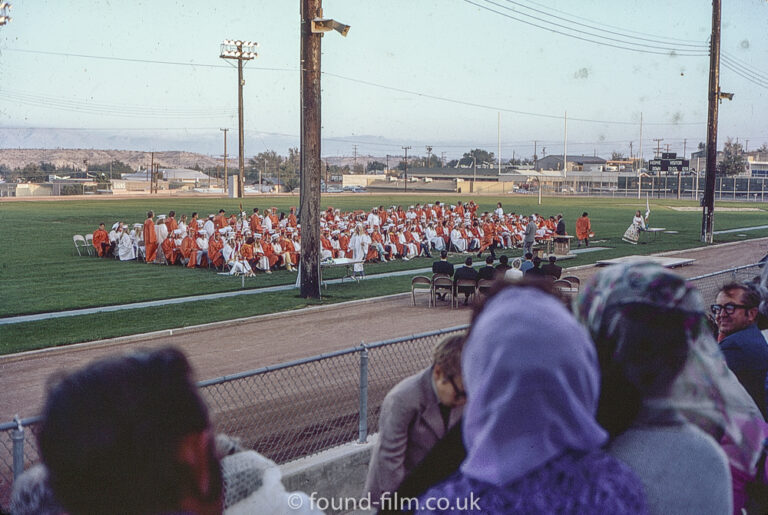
1;262;765;508
0;325;467;509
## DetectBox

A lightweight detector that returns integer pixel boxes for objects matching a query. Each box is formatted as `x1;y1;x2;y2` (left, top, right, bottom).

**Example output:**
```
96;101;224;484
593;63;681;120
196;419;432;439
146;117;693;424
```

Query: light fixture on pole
220;39;258;198
0;2;11;25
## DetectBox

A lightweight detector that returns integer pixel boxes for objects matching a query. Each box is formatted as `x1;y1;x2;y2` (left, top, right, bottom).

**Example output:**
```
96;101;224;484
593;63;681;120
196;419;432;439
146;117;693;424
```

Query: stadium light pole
0;2;11;25
220;39;258;198
299;0;349;299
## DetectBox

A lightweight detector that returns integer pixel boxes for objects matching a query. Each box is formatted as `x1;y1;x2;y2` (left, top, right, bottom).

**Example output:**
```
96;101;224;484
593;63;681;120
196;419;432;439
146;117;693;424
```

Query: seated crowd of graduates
89;200;569;276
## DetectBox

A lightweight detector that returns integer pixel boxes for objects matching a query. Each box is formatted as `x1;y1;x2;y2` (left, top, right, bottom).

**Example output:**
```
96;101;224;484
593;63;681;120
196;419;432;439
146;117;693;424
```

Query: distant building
537;155;607;172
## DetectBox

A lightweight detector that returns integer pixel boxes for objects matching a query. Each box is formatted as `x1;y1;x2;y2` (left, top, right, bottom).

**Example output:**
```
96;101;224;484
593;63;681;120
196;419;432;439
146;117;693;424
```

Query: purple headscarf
460;286;607;487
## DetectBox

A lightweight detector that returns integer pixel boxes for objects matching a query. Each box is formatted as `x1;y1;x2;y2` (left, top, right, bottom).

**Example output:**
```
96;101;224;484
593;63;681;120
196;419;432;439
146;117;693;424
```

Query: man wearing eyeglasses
713;282;768;418
365;335;466;504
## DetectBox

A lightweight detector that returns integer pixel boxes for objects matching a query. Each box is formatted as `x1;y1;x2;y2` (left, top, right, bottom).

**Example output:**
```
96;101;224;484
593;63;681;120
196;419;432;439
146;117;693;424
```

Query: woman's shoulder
417;451;645;514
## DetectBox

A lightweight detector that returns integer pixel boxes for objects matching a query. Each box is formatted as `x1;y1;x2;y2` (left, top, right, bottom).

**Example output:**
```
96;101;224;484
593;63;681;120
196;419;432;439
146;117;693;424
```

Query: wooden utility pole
402;146;411;192
702;0;721;244
220;128;229;189
299;0;323;298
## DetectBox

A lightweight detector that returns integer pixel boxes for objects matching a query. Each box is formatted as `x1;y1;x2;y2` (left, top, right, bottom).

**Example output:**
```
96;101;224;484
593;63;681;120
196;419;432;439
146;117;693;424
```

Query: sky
0;0;766;161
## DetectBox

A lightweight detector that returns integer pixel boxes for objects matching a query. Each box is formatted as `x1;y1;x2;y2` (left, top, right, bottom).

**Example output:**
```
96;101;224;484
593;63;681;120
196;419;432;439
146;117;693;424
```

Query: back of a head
577;263;700;436
440;250;448;259
485;256;494;265
460;283;605;487
499;255;508;265
38;347;215;514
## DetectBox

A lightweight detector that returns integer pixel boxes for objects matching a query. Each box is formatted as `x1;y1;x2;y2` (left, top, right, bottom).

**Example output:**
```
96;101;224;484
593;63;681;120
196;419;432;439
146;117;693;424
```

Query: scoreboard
648;153;690;173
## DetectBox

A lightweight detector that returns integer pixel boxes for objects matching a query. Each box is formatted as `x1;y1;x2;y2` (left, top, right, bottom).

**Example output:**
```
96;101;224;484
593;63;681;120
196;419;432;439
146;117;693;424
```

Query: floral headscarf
577;262;765;474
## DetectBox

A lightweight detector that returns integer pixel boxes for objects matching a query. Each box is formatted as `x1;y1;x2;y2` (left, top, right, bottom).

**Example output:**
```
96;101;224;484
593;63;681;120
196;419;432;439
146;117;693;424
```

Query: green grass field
1;194;766;354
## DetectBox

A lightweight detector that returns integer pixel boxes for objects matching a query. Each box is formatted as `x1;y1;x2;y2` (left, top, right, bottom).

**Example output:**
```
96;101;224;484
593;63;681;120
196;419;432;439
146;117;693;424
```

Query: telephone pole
702;0;721;244
299;0;349;298
653;138;664;158
402;146;411;192
426;146;433;168
220;40;258;197
353;144;358;172
220;128;229;189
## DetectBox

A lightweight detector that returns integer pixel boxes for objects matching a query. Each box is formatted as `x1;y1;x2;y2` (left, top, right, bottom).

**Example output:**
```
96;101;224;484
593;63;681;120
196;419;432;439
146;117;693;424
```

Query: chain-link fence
0;325;467;509
1;262;766;509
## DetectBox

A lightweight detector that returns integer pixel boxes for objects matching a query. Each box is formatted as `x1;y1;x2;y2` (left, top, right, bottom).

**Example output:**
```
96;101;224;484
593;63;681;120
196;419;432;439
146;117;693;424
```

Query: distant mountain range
0;127;466;169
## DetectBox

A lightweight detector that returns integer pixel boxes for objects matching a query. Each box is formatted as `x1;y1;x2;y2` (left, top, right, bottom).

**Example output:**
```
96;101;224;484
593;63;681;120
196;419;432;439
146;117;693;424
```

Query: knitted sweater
416;449;646;514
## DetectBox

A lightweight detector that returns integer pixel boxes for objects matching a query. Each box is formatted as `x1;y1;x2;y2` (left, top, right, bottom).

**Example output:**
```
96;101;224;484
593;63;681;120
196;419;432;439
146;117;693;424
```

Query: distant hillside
0;149;224;171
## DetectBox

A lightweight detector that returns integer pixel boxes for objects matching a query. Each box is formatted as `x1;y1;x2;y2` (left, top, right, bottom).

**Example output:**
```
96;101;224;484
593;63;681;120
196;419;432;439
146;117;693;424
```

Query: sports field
2;194;766;354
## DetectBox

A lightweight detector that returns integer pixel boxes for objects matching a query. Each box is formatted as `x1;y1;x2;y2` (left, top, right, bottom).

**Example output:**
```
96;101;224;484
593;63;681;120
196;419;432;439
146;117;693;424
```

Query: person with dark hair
417;283;645;514
38;347;223;515
92;222;110;257
576;211;591;248
578;263;766;514
494;254;511;276
519;252;534;273
477;255;496;282
365;335;466;503
524;256;544;277
540;255;562;279
453;257;478;305
713;282;768;418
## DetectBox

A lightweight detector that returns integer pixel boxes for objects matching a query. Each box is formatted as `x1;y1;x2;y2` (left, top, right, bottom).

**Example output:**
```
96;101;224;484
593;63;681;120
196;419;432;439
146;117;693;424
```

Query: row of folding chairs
410;274;495;309
411;273;582;308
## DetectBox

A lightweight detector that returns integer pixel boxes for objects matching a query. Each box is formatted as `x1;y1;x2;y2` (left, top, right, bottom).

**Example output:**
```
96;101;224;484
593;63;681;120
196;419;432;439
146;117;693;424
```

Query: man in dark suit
541;255;562;280
454;257;479;305
495;255;511;276
432;250;454;277
432;250;455;300
525;256;545;278
477;256;496;281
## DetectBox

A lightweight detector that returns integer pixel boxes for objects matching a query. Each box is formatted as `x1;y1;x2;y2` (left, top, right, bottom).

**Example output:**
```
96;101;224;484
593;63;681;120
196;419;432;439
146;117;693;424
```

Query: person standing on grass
143;211;158;263
576;212;592;248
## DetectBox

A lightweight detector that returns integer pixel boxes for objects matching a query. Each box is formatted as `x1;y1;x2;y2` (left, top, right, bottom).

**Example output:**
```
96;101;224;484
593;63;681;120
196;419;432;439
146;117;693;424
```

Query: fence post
358;345;369;443
11;416;24;480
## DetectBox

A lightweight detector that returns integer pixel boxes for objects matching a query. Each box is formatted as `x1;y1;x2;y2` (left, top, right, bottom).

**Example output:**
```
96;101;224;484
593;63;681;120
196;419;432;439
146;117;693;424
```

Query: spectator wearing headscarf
416;284;645;514
577;263;745;514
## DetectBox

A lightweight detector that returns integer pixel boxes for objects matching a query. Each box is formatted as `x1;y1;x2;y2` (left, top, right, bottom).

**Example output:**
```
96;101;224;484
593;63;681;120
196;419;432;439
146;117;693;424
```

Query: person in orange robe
180;234;199;268
338;230;351;258
143;212;158;263
249;208;262;234
211;209;226;231
388;227;403;257
92;223;110;257
261;236;280;268
161;232;178;265
288;207;298;228
188;213;199;239
575;212;592;248
166;211;178;234
208;231;224;269
281;233;299;268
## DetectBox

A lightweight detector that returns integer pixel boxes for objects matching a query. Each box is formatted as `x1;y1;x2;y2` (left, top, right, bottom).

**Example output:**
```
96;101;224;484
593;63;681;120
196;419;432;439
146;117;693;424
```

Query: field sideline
1;194;766;354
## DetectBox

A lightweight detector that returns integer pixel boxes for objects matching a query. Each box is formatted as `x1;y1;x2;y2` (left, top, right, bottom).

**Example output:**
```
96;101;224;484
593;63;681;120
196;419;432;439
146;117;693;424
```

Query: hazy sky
0;0;766;159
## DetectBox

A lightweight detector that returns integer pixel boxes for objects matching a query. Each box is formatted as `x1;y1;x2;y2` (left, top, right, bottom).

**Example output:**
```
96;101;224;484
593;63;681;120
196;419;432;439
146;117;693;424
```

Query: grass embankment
1;195;766;354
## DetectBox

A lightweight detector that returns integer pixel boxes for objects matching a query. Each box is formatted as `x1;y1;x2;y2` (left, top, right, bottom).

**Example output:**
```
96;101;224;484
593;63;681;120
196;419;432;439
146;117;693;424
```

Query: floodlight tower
219;39;258;198
0;2;12;25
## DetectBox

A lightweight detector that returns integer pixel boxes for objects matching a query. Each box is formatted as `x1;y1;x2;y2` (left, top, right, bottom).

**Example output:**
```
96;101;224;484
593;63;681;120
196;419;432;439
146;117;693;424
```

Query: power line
495;0;707;49
463;0;708;56
721;51;768;82
322;71;705;126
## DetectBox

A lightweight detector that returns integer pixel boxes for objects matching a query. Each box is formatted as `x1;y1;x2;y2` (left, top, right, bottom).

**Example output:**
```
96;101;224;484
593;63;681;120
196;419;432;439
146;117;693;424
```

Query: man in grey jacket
523;215;537;255
364;335;466;504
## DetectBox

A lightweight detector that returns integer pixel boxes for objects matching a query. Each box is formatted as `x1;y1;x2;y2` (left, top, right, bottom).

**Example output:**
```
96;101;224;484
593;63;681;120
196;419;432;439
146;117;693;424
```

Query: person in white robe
350;224;371;274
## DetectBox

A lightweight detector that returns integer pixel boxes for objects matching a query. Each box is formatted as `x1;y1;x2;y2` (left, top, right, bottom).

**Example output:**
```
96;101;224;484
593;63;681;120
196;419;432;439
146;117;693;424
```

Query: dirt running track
1;237;767;422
